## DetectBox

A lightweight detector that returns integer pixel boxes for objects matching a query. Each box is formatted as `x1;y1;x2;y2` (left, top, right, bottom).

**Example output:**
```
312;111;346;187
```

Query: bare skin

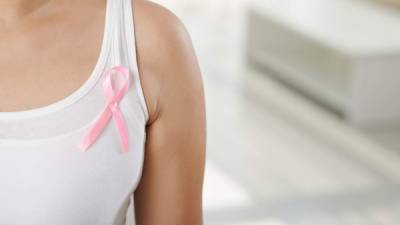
133;1;206;224
0;0;206;225
0;0;107;111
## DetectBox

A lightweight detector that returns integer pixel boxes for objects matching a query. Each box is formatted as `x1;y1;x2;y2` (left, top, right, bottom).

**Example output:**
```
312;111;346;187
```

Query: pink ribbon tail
78;109;113;151
112;107;130;153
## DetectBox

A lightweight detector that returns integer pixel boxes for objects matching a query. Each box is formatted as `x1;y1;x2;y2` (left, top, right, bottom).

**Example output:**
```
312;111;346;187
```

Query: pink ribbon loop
78;65;131;153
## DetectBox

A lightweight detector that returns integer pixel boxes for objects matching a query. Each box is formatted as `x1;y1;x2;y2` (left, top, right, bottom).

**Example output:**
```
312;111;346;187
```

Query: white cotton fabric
0;0;148;224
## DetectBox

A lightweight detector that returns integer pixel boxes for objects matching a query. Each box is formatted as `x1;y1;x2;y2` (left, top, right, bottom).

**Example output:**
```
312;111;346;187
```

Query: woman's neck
0;0;51;23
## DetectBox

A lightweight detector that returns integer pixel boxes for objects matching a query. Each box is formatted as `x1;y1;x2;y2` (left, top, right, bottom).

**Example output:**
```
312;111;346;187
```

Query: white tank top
0;0;148;224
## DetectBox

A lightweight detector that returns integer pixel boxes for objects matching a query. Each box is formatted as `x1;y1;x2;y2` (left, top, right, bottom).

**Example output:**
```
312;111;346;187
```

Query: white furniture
245;0;400;127
377;0;400;7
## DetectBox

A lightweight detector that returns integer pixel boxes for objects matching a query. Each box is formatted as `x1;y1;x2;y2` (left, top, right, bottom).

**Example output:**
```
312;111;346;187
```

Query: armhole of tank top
123;0;150;124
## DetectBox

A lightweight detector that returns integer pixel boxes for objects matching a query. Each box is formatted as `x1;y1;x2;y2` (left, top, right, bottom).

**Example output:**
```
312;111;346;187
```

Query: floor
146;0;400;224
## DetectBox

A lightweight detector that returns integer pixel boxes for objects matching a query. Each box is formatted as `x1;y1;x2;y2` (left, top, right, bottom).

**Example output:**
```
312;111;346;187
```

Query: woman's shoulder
134;0;186;33
132;0;204;125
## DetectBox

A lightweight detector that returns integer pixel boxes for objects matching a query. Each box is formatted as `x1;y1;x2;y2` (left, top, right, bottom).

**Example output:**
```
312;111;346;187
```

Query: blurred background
153;0;400;224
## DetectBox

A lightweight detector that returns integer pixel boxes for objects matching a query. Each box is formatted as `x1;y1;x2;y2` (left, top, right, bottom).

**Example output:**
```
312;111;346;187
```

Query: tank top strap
107;0;149;122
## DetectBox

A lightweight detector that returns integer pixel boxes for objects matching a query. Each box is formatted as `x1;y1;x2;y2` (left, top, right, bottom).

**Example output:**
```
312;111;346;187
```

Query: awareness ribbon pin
79;65;131;153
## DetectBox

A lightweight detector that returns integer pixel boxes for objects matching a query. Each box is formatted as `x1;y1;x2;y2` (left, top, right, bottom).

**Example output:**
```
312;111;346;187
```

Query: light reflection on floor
203;161;253;211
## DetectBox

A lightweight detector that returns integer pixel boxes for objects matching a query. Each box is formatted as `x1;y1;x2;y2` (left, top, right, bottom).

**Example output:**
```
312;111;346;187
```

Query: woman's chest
0;117;145;225
0;3;106;113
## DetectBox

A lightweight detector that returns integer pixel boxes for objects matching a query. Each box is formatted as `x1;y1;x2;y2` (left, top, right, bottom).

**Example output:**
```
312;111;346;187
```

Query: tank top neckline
0;0;113;120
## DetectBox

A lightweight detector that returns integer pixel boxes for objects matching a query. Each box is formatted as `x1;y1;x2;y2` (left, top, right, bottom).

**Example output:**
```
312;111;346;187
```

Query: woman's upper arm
132;1;206;225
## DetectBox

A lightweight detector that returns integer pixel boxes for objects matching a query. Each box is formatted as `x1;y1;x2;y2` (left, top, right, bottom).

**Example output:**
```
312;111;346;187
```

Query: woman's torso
0;0;148;224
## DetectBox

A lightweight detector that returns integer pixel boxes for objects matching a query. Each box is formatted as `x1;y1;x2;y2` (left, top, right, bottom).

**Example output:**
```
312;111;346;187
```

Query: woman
0;0;206;225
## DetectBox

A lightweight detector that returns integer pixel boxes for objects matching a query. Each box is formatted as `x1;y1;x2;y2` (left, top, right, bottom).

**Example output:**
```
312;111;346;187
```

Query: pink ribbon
79;65;131;153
